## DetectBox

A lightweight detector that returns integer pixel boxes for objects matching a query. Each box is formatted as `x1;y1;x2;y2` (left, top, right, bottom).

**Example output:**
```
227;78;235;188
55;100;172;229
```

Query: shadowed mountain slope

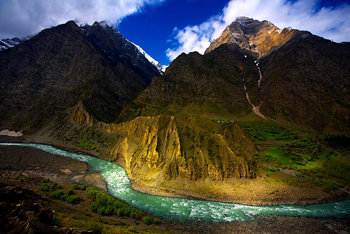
0;21;160;132
119;43;260;121
259;34;350;133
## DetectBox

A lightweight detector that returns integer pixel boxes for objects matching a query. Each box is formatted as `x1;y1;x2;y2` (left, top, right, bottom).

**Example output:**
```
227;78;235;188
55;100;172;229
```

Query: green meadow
238;120;350;190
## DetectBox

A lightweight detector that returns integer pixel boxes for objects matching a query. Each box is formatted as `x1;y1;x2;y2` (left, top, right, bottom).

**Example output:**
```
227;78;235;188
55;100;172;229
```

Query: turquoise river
1;143;349;222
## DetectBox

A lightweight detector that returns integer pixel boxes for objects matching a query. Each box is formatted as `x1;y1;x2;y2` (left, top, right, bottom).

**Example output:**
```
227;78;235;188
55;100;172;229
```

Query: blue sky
117;0;230;65
0;0;350;66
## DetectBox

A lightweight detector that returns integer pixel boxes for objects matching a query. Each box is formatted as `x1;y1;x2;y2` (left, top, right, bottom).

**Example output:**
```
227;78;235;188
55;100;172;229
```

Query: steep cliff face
72;102;257;190
205;17;305;58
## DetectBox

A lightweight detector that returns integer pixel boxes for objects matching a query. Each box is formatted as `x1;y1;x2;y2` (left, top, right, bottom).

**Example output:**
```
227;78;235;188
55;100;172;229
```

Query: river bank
2;135;350;207
0;141;350;233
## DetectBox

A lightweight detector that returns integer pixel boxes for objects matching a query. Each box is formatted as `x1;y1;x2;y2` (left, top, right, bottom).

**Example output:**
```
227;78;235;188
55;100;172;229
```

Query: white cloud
0;0;164;39
166;0;350;61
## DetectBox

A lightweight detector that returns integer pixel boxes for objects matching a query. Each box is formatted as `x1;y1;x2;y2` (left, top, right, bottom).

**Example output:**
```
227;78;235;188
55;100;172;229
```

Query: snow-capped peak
131;42;166;73
0;35;33;51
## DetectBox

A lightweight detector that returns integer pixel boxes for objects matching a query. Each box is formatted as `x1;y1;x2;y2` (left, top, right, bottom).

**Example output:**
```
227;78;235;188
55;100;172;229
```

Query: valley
0;16;350;233
0;141;349;233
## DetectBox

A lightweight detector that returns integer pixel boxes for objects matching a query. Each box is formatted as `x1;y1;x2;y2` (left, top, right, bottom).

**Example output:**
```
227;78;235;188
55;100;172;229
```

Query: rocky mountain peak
205;17;307;58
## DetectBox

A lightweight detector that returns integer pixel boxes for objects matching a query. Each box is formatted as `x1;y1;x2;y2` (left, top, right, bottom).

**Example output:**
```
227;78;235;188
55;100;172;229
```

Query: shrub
61;195;69;201
90;202;98;212
74;184;88;190
97;207;106;215
79;140;97;150
86;188;143;219
50;185;57;192
67;189;74;195
142;216;151;225
105;205;113;216
116;208;123;216
86;187;97;197
40;183;50;191
153;217;159;224
65;196;80;204
52;190;65;199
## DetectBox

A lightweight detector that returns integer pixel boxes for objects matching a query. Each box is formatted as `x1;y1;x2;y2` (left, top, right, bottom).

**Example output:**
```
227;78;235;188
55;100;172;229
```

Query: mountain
119;43;259;121
0;20;161;132
259;33;350;132
0;36;31;51
205;16;307;58
1;17;349;202
204;16;350;133
0;22;164;73
80;21;164;73
88;17;349;197
64;33;263;197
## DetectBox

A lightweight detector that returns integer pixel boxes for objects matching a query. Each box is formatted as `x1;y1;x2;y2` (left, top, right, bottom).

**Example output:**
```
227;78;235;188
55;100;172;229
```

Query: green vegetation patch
86;187;144;219
79;139;97;151
263;148;292;165
238;121;298;142
323;156;350;181
243;120;350;188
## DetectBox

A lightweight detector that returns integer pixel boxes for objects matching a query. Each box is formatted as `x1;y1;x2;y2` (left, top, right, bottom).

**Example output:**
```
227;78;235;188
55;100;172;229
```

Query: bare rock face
205;17;305;58
72;103;257;190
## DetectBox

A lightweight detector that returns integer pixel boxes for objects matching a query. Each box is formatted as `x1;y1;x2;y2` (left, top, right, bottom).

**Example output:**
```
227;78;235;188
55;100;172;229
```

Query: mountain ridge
0;20;161;132
0;21;164;73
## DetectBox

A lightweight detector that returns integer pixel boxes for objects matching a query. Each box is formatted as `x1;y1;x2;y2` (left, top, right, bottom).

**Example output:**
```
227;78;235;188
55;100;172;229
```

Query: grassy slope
238;119;350;192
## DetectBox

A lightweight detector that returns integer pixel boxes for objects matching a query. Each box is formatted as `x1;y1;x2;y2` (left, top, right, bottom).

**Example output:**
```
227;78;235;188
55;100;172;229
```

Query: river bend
0;143;349;222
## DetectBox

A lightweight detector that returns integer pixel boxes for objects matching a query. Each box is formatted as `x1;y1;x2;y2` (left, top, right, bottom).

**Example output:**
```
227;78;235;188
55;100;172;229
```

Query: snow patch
131;42;165;73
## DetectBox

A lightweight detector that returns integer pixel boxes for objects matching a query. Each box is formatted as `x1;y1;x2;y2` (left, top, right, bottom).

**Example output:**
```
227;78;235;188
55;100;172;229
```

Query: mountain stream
1;143;349;222
243;60;267;120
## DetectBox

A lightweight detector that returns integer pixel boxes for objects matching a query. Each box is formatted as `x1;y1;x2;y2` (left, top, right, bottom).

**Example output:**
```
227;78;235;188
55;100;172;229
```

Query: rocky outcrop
72;103;257;190
205;17;305;58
